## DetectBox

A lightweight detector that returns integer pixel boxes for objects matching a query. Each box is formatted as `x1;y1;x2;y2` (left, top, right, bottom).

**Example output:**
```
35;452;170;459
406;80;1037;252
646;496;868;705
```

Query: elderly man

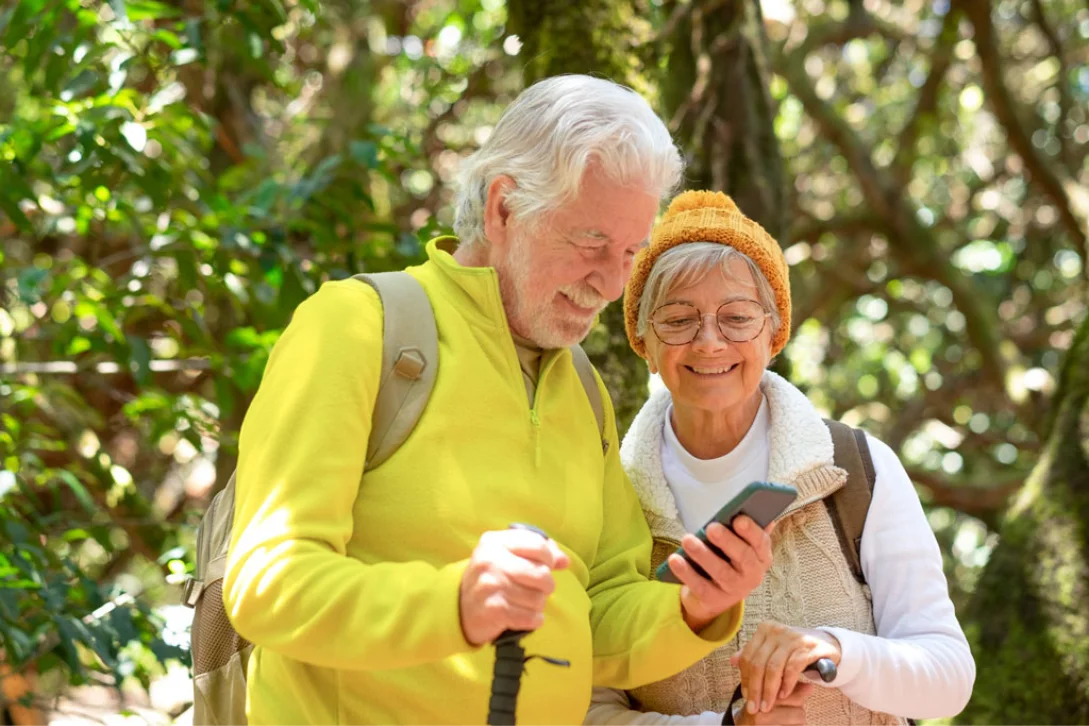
223;74;773;723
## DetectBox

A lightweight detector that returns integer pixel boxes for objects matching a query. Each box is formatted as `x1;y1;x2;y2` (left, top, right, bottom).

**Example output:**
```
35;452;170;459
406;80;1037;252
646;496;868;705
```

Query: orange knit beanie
624;190;792;359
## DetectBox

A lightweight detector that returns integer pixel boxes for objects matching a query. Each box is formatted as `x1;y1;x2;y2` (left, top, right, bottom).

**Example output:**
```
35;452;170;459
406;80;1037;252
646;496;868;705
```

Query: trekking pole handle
804;657;837;683
496;523;550;642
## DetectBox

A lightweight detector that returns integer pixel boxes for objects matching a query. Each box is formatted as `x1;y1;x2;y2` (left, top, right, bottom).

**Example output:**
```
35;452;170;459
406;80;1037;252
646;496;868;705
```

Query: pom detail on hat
663;190;740;219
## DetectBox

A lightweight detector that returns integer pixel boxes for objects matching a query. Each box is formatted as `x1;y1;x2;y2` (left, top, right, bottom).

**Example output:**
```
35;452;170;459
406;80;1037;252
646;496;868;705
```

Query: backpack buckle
181;576;203;608
393;349;426;380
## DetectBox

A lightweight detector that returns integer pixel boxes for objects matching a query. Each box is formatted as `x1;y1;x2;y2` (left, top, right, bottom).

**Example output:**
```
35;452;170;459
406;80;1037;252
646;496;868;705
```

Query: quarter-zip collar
421;236;512;333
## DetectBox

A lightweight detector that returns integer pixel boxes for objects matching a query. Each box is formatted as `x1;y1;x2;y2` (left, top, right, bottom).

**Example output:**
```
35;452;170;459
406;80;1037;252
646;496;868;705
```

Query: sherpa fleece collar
620;371;847;534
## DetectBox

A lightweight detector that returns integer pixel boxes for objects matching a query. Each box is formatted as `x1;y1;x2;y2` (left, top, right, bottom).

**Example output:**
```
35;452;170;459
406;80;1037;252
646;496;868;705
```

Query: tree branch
791;253;876;334
908;467;1023;527
788;211;882;245
957;0;1089;264
786;11;911;60
892;8;959;186
421;62;493;158
1028;0;1074;168
776;44;1009;390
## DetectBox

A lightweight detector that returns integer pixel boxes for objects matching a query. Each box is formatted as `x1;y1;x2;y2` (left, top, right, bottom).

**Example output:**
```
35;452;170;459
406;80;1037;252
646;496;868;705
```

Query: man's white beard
497;240;605;349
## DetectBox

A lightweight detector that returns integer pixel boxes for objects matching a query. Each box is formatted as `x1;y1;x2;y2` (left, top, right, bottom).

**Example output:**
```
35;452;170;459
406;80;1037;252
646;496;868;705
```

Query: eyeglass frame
649;299;773;346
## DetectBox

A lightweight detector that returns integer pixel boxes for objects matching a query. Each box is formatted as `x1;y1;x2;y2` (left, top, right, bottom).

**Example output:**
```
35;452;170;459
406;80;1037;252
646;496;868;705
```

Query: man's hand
735;682;813;725
459;529;570;647
730;621;842;715
668;516;774;632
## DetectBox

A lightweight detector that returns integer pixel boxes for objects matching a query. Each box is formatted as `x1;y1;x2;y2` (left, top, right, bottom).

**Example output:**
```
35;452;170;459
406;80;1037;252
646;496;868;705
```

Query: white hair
453;75;683;249
636;243;781;339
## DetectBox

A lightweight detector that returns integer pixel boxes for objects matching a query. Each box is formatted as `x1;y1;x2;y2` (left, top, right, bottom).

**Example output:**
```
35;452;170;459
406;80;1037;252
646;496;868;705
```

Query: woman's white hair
453;75;683;249
636;243;782;340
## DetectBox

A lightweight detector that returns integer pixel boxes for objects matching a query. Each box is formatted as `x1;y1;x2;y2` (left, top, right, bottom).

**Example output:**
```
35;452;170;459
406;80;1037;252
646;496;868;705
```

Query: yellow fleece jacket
223;238;743;724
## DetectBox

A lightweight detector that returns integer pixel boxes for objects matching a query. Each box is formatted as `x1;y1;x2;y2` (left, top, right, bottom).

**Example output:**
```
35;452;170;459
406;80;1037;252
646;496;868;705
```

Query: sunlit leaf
125;1;182;20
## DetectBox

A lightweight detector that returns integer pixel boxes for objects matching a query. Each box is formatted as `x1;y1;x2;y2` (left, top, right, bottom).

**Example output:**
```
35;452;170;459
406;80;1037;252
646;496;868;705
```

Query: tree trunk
661;0;787;240
958;309;1089;723
507;0;786;431
661;0;788;378
507;0;655;433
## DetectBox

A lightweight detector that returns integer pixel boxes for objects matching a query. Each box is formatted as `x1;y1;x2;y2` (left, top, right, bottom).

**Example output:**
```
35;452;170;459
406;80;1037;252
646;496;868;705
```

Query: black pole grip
804;657;837;683
485;524;560;725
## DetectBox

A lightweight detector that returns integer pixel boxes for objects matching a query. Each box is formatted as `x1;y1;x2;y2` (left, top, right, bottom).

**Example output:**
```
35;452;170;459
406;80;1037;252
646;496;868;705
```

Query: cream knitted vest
622;373;904;725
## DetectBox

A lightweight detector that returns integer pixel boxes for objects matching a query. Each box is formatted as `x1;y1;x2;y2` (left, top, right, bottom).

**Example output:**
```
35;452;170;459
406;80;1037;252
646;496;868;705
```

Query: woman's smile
683;362;740;377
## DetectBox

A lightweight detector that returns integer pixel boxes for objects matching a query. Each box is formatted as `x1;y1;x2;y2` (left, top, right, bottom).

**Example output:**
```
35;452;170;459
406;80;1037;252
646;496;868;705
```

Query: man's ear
483;175;516;250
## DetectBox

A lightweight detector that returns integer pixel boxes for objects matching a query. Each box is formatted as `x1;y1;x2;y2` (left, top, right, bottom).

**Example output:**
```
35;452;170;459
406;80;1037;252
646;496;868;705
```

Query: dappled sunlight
2;0;1087;720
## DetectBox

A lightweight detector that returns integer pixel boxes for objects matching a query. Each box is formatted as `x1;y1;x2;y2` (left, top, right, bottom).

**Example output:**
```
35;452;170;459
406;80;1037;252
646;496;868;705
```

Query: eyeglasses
650;300;772;346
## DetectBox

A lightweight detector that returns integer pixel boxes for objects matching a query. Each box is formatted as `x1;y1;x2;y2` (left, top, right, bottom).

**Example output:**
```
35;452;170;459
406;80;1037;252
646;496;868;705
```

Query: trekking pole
486;524;570;726
805;657;837;683
724;659;838;724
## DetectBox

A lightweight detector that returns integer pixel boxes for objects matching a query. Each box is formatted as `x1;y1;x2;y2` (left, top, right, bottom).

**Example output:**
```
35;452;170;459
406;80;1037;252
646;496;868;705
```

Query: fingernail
747;701;758;714
762;701;770;712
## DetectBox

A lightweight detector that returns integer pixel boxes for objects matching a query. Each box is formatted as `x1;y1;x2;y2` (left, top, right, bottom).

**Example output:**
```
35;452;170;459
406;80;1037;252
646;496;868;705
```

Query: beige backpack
181;271;606;725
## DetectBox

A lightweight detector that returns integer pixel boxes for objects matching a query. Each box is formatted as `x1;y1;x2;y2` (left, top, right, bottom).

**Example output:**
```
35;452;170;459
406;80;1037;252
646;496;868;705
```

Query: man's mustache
559;284;608;312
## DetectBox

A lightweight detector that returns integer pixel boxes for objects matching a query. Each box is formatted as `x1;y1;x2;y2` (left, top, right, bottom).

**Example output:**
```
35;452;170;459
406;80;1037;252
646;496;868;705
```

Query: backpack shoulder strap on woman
823;420;877;586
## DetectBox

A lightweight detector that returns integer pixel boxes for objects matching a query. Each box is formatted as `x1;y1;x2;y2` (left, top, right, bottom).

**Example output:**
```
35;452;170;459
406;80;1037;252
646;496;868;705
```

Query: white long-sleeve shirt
587;402;975;723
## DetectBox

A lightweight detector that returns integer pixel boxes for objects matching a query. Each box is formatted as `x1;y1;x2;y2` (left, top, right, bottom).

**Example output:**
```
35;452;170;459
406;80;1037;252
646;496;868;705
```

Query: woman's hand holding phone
674;515;775;632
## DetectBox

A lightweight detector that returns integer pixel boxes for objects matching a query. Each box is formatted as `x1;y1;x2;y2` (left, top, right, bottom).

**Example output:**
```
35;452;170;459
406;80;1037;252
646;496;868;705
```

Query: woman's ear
482;175;516;250
644;341;660;375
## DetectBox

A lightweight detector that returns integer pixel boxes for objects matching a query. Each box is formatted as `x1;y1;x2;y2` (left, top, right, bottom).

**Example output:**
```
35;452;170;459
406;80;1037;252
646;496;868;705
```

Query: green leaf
57;471;97;514
17;267;48;302
0;194;32;233
67;336;92;355
62;69;101;99
151;28;182;49
214;376;236;419
128;335;151;384
349;140;379;169
4;622;33;661
2;579;40;589
3;519;28;544
226;327;261;349
45;119;76;141
125;1;182;20
94;303;126;342
122;391;170;419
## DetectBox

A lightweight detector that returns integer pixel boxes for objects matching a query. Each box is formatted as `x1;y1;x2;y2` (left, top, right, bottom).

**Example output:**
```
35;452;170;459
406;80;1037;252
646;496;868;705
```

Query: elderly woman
586;191;976;725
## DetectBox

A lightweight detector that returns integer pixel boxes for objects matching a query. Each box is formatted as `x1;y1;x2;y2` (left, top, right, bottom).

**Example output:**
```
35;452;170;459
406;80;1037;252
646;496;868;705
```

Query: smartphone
655;481;797;584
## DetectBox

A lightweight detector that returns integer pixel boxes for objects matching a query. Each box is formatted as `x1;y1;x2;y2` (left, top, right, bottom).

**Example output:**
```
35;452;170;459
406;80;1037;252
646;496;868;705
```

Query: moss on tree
506;0;786;432
959;311;1089;722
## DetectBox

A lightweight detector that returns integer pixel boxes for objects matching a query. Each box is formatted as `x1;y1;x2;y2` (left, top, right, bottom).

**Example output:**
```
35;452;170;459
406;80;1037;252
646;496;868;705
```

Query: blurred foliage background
1;0;1086;721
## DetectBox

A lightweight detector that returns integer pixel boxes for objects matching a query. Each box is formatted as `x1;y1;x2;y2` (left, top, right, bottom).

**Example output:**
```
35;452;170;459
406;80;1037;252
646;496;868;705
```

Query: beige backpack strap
824;419;876;585
569;344;608;455
354;271;438;471
183;471;238;608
